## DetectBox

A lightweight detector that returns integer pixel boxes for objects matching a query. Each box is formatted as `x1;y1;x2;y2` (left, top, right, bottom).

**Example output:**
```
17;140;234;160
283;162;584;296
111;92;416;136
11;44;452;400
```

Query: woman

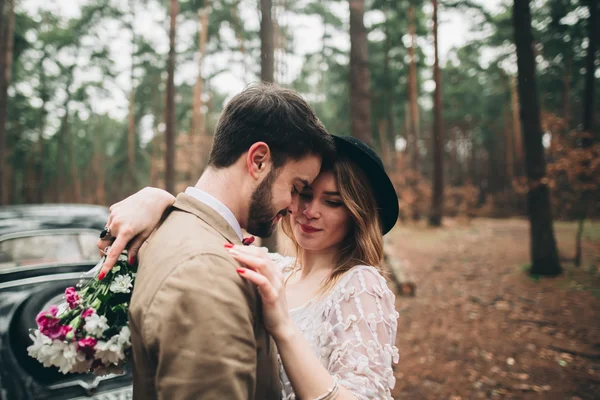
101;136;400;399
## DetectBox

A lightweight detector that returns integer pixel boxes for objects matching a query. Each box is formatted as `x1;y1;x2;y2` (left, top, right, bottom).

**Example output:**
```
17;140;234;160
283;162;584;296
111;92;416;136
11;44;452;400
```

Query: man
97;83;334;400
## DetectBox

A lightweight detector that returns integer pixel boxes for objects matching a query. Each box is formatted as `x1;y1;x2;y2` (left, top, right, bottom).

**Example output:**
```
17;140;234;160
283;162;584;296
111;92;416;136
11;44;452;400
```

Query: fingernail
129;255;136;265
236;268;246;274
98;271;106;281
224;243;234;248
242;236;255;246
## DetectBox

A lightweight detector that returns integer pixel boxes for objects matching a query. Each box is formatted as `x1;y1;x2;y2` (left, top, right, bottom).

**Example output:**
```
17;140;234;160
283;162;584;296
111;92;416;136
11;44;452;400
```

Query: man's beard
247;169;281;238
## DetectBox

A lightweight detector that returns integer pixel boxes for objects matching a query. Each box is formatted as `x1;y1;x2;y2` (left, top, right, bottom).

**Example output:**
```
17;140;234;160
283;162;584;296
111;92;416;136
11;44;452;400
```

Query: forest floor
386;218;600;400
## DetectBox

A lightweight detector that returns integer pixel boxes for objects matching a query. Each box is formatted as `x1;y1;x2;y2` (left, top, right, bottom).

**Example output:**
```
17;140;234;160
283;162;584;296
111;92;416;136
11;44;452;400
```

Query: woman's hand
226;244;294;341
96;187;176;279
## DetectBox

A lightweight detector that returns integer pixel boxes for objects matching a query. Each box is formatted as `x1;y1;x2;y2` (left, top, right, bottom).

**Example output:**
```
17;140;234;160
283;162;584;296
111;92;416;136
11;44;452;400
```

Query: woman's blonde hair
281;155;385;296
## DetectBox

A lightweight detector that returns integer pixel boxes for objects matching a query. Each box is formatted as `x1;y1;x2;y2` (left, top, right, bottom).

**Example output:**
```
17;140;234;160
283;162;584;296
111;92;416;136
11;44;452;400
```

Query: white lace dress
270;254;400;400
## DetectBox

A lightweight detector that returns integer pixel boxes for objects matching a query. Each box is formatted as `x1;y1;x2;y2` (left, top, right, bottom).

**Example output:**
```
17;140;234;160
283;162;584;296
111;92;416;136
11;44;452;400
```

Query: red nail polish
242;236;255;245
129;255;136;265
236;268;245;274
98;271;106;281
224;243;234;248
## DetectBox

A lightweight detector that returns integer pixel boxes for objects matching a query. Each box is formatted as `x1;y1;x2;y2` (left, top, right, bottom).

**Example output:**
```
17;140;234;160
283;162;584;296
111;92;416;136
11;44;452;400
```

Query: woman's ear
246;142;271;179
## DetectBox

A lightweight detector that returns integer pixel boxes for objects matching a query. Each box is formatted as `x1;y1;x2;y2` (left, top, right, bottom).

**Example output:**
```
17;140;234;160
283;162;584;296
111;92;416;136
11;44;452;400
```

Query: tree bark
191;2;209;137
260;0;274;83
562;55;571;129
349;0;372;145
504;103;513;184
408;3;420;171
0;0;14;205
127;1;136;188
510;74;523;175
513;0;561;276
582;0;597;138
165;0;178;194
260;0;277;251
429;0;444;226
383;8;395;167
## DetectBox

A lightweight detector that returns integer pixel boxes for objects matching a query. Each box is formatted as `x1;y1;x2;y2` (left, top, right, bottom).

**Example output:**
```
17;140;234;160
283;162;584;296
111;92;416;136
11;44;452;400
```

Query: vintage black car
0;205;133;399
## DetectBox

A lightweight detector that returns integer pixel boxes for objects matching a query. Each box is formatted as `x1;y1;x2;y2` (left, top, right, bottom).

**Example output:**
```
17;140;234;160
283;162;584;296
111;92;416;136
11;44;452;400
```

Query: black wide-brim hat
333;135;399;235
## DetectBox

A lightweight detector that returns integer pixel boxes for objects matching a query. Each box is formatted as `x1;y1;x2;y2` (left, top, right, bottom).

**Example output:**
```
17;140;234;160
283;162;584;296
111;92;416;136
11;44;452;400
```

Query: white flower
84;312;109;337
55;341;85;374
118;254;128;263
27;330;53;363
95;334;126;365
117;326;131;348
109;275;133;294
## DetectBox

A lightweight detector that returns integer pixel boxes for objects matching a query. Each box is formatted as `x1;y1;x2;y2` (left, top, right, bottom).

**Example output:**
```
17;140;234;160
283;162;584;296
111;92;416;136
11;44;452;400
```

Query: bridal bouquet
27;251;136;375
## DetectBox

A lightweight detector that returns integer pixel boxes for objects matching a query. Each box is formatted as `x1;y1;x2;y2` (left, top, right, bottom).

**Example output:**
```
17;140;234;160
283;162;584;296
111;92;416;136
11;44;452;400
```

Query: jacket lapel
172;193;243;245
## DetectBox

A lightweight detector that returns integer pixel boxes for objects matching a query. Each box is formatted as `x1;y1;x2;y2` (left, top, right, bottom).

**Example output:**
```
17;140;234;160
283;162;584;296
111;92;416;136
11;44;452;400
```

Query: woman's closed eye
325;200;343;208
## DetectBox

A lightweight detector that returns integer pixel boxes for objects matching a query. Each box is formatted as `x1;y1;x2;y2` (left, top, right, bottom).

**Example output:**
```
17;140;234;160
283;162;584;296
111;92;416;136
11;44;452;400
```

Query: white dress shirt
184;187;244;241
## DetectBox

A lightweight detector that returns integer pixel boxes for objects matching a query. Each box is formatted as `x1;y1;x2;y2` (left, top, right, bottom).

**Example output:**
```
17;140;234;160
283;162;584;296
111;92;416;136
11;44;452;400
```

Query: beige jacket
129;193;281;400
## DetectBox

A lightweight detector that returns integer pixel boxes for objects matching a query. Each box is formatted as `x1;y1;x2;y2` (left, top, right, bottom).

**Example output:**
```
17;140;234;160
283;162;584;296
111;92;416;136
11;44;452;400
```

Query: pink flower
65;287;81;309
35;306;60;334
77;337;97;355
45;325;72;340
82;308;95;319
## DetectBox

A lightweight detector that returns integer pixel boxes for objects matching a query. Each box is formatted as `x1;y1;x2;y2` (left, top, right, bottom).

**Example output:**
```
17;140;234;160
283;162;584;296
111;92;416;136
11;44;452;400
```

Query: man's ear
246;142;271;179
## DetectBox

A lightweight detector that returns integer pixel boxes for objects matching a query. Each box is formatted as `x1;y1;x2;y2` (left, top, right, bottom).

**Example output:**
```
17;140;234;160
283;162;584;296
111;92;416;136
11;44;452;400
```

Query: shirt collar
184;187;244;241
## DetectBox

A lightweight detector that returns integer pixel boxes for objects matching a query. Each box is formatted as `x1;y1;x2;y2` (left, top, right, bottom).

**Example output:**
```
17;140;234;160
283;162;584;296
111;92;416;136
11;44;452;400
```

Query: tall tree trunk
582;0;597;138
408;3;420;171
382;8;395;169
69;114;82;202
510;75;523;175
469;130;477;184
563;55;571;129
191;2;210;137
349;0;372;145
504;103;514;184
260;0;277;251
377;120;391;168
513;0;561;276
429;0;444;226
260;0;274;83
574;0;599;267
127;1;137;189
165;0;178;194
0;0;14;205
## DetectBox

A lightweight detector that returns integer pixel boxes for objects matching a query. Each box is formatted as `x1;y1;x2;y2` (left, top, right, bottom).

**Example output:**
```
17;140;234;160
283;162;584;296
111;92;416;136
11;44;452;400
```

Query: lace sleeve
263;249;296;271
323;267;399;399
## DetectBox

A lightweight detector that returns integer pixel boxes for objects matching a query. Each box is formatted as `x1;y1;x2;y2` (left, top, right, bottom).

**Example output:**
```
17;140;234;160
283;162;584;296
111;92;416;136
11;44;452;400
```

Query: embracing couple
97;83;400;400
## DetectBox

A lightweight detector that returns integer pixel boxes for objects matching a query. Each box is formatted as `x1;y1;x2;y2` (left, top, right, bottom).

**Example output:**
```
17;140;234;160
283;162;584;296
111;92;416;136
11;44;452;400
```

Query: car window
0;233;99;270
78;232;102;260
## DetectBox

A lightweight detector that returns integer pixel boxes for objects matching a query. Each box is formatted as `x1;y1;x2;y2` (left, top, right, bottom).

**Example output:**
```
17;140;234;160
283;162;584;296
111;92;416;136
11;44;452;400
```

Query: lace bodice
269;253;399;400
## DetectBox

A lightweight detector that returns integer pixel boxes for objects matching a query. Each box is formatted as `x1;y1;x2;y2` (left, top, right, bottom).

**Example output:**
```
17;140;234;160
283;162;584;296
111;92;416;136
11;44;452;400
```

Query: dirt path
387;218;600;399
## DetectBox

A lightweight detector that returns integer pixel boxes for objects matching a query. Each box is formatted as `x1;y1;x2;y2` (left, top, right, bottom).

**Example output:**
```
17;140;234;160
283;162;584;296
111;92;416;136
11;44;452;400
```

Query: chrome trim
0;272;86;290
0;228;101;241
47;373;124;392
0;261;94;276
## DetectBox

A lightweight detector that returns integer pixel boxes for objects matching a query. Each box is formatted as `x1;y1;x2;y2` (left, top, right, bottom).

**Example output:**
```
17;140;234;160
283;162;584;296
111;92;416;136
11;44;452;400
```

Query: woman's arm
97;187;176;278
275;325;358;400
227;245;358;400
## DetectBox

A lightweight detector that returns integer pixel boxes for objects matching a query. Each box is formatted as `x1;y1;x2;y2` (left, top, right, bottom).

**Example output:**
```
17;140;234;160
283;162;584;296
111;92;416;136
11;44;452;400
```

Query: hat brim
333;136;399;235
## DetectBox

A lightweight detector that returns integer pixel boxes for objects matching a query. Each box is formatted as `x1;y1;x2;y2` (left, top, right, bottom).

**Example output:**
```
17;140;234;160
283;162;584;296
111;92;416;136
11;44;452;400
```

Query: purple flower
82;308;95;319
65;287;80;309
77;337;97;355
